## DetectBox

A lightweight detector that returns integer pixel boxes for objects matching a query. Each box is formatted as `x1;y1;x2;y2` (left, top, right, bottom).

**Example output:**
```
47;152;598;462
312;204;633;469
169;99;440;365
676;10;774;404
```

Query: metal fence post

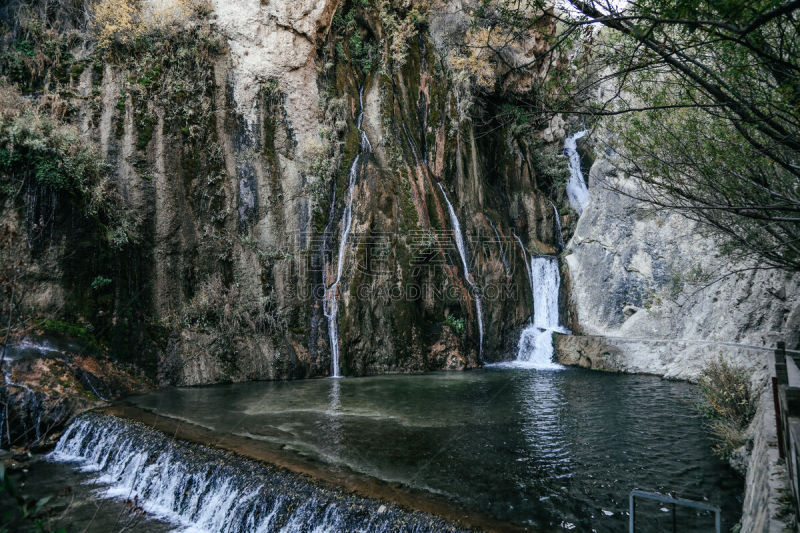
629;492;634;533
774;376;786;459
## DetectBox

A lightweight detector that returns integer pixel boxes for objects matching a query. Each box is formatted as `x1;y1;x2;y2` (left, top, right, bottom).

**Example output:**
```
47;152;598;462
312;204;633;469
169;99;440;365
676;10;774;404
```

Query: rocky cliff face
0;0;567;385
560;155;800;380
555;138;800;533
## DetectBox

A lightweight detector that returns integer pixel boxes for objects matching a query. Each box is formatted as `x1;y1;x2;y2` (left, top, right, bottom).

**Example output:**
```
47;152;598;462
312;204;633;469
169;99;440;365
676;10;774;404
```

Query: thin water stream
565;130;589;214
438;183;484;357
323;88;371;377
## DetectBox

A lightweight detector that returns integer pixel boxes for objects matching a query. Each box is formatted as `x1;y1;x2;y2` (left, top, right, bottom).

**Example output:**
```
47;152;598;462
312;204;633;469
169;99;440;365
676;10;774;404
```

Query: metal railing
629;489;721;533
772;342;800;525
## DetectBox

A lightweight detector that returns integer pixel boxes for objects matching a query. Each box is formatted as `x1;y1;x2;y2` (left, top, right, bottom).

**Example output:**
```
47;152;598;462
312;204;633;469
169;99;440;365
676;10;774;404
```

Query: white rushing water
493;247;565;370
49;414;438;533
564;130;589;214
514;256;566;369
324;89;371;378
549;201;564;251
438;183;484;358
512;233;533;308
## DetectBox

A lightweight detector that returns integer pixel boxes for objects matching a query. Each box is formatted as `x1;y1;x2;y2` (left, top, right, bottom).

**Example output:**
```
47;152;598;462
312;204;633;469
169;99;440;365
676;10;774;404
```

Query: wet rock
2;340;151;449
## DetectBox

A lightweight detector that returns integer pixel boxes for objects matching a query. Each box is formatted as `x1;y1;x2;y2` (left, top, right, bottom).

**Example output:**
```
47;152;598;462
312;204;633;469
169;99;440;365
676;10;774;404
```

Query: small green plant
444;314;465;333
696;355;758;461
39;320;102;352
90;275;112;291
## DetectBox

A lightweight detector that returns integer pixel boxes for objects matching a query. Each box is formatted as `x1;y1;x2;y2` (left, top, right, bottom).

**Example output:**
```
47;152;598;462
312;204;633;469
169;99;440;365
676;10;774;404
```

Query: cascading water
513;233;533;307
514;256;565;369
549;201;565;251
48;413;457;533
487;219;509;273
323;88;371;378
564;130;589;214
437;183;484;357
493;241;565;370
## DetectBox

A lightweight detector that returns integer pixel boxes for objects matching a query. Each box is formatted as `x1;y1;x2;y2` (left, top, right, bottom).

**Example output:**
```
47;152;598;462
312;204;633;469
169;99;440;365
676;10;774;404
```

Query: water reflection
519;370;569;468
325;379;343;458
129;369;743;532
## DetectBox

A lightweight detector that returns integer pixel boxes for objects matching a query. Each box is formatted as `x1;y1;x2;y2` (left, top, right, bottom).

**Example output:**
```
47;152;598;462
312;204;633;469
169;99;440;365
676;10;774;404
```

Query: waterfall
549;201;564;251
514;256;565;369
323;88;371;378
513;233;533;308
492;241;565;370
48;413;454;533
437;183;484;358
564;130;589;214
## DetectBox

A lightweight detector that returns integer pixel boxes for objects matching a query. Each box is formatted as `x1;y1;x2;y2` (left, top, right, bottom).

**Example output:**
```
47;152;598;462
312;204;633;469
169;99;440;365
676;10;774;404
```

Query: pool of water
129;367;743;532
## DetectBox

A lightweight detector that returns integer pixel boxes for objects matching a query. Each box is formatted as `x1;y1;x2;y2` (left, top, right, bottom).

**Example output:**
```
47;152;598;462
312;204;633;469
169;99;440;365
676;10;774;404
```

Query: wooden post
774;377;786;459
776;342;788;385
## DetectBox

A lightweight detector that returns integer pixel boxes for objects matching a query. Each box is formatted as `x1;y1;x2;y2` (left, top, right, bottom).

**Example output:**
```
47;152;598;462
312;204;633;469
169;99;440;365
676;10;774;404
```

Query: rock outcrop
0;0;566;385
560;156;800;380
1;336;150;450
557;149;800;533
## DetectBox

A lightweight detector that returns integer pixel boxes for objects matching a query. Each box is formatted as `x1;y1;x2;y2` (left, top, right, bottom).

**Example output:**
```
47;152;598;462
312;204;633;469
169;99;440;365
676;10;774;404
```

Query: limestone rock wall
0;0;565;383
558;150;800;533
561;157;800;380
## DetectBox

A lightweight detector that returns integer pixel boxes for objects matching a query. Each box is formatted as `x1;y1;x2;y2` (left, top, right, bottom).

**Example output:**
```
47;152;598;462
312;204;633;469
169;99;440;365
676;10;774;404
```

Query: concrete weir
50;406;527;533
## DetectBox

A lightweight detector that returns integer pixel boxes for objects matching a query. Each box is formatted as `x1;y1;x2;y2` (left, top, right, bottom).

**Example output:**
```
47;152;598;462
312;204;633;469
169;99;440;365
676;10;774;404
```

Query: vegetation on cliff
696;355;758;460
458;0;800;273
0;84;134;247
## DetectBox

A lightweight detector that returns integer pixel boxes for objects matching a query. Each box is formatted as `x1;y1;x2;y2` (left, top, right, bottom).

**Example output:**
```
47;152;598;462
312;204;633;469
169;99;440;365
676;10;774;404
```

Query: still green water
130;367;743;532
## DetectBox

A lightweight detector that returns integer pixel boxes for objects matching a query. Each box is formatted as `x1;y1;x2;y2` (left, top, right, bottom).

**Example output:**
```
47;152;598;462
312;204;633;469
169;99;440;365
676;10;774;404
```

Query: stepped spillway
48;412;468;533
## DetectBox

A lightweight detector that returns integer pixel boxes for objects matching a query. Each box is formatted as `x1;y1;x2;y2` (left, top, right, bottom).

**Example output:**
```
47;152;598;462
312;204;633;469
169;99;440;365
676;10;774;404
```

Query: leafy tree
458;0;800;271
564;0;800;272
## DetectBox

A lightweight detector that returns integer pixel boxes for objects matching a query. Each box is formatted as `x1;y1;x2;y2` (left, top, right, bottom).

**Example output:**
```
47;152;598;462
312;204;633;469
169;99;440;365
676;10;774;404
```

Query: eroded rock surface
562;157;800;380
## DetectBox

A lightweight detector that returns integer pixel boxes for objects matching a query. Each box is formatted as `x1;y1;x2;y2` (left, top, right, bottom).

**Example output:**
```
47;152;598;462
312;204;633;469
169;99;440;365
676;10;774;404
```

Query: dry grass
91;0;212;50
697;355;758;461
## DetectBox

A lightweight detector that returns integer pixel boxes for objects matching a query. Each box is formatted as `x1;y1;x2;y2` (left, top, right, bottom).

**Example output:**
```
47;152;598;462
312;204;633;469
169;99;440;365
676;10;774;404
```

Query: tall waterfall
513;233;533;308
48;413;454;533
515;256;565;369
323;88;371;378
494;242;565;370
438;183;484;358
564;130;589;214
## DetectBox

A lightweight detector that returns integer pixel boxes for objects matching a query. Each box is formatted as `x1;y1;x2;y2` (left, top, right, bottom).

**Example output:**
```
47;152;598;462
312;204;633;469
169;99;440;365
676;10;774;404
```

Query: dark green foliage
90;275;112;291
39;319;102;351
347;31;375;74
444;314;465;333
0;85;135;248
0;464;64;533
0;15;86;98
330;2;376;75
